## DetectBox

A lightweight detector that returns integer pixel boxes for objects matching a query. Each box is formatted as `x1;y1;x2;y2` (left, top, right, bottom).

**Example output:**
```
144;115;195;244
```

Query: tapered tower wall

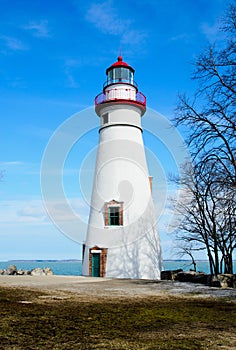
82;57;163;279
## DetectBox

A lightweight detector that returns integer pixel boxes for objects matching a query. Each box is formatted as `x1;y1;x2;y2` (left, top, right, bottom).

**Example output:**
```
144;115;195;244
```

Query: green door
92;253;100;277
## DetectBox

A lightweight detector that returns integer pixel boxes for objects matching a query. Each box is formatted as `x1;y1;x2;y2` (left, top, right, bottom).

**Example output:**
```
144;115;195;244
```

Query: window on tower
107;67;134;85
108;207;120;225
102;113;109;124
104;200;123;226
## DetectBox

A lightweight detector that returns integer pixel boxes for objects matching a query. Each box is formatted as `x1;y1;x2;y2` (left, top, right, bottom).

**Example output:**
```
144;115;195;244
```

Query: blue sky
0;0;230;261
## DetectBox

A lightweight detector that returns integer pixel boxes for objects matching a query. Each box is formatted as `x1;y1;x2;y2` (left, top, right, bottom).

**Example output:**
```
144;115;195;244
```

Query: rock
44;267;53;276
30;267;54;276
232;275;236;288
161;269;183;281
191;272;208;285
17;269;31;276
209;275;221;288
31;268;46;276
161;271;236;288
0;266;53;277
176;270;207;284
208;274;236;288
5;265;17;275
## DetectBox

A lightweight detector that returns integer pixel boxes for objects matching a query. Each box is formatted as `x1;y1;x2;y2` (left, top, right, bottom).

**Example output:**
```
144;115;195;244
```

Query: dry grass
0;286;235;349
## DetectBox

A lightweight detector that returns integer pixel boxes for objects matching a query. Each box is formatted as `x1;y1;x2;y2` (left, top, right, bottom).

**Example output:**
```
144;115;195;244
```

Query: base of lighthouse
83;235;162;280
82;198;163;279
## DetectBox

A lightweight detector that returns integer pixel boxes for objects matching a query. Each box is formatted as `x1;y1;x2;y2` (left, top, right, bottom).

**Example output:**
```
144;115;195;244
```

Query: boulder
5;265;17;275
17;269;31;276
208;274;236;288
30;267;54;276
31;268;46;276
0;266;53;277
161;269;183;281
176;270;207;284
232;275;236;288
191;272;208;285
44;267;53;276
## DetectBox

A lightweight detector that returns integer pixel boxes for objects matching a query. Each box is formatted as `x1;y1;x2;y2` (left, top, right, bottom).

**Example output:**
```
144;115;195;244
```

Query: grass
0;287;235;349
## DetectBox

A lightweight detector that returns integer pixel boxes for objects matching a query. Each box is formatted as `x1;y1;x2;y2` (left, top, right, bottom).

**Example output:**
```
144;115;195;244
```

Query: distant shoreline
1;260;235;276
0;259;213;263
0;259;83;263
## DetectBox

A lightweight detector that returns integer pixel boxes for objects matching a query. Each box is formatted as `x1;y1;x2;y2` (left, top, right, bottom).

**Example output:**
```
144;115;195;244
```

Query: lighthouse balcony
95;87;146;108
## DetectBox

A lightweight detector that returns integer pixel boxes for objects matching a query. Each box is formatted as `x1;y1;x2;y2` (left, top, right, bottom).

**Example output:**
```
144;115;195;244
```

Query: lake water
0;260;235;275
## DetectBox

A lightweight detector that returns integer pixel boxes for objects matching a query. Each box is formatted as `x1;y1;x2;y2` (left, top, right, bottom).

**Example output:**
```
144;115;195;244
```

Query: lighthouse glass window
108;206;120;226
108;68;133;84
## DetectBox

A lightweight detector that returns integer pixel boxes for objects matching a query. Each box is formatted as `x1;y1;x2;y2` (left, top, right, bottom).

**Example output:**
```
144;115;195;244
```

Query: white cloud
43;198;89;223
18;203;47;223
63;58;82;88
121;29;147;46
200;21;221;42
85;1;130;35
24;20;50;38
0;161;24;167
0;35;27;51
85;1;147;48
64;69;79;88
0;199;46;224
0;197;89;226
0;161;40;176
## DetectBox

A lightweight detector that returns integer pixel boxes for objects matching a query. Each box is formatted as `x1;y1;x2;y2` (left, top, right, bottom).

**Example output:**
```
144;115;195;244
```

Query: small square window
103;113;109;124
104;200;123;226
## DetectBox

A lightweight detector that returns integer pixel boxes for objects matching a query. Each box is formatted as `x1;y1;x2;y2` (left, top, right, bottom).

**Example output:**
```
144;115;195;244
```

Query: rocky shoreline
0;264;53;276
1;265;236;290
161;269;236;288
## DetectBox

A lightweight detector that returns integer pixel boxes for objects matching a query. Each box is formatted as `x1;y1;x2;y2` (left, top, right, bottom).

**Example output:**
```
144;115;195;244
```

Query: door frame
89;247;108;277
91;251;101;277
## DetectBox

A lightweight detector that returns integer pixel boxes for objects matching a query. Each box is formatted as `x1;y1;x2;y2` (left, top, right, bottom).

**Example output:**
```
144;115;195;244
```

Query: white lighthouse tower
82;56;163;279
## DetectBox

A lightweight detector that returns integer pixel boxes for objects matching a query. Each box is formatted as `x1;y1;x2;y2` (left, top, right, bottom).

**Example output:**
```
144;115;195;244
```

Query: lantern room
105;56;136;88
95;56;146;115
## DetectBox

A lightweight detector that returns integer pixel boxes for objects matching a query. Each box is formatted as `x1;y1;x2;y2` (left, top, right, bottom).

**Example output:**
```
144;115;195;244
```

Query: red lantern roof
106;56;134;74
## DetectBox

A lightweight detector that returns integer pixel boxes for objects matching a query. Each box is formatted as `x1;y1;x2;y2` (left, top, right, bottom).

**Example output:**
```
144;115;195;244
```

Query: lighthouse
82;56;163;279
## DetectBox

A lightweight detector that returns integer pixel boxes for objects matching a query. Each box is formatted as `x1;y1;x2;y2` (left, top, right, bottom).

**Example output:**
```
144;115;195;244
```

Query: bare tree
171;161;235;275
176;3;236;182
174;241;199;272
172;2;236;274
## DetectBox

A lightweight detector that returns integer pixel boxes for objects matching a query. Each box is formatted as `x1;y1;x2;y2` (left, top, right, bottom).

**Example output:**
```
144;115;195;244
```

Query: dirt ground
0;275;235;300
0;276;235;349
